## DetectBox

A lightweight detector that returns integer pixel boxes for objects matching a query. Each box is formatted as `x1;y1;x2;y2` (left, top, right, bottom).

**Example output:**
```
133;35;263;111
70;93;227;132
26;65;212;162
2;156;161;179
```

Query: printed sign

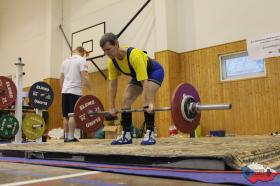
247;33;280;60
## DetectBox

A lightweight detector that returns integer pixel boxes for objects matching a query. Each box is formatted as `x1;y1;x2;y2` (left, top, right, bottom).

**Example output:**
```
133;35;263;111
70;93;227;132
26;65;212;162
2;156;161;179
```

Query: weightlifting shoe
141;130;156;145
111;131;132;145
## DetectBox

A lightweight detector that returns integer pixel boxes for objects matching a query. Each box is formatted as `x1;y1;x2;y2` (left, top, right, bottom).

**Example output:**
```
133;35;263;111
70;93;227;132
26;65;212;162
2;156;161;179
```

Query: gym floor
1;136;280;185
0;162;231;186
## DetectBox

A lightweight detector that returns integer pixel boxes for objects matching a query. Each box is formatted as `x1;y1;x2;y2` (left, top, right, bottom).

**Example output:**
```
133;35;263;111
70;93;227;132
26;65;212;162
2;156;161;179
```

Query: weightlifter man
100;33;164;145
60;46;93;142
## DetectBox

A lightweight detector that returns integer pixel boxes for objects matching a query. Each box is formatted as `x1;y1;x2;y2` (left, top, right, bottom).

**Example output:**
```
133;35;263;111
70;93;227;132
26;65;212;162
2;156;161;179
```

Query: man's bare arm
109;79;118;110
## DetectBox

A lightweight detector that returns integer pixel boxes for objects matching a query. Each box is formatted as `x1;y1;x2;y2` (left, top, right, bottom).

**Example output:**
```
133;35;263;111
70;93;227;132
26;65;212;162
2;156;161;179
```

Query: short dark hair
99;32;118;47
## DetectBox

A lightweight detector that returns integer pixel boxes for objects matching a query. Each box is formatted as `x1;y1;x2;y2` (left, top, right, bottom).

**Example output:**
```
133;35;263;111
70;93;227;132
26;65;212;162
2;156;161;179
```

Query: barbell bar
68;107;171;117
70;103;231;117
68;83;232;133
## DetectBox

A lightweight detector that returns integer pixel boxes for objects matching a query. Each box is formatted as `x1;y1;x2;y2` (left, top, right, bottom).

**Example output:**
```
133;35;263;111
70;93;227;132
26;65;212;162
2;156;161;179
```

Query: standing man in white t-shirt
60;46;93;142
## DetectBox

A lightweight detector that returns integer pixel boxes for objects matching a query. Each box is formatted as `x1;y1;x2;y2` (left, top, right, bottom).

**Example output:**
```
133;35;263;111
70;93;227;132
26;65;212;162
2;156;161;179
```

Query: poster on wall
246;33;280;60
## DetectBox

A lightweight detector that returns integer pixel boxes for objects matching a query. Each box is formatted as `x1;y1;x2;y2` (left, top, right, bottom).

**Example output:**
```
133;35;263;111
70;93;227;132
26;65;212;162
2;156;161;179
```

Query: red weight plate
74;95;104;133
0;76;17;109
171;83;201;133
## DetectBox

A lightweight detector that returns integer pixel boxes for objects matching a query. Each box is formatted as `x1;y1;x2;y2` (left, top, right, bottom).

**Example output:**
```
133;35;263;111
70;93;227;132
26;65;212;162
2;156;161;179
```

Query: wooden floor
0;162;231;186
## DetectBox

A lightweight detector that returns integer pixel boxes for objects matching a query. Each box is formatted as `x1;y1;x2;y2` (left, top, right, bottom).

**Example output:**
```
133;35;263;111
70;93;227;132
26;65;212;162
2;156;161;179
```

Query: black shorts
62;93;81;118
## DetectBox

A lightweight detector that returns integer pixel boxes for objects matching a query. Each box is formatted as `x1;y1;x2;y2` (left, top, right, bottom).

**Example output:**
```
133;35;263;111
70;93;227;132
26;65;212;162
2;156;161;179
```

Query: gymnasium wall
61;0;157;72
176;0;280;52
180;40;280;136
0;0;62;87
1;0;280;83
43;78;63;131
0;0;49;86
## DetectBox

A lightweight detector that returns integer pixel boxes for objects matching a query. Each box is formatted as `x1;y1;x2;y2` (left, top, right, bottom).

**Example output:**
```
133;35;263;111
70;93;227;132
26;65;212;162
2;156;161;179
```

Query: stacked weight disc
0;77;54;140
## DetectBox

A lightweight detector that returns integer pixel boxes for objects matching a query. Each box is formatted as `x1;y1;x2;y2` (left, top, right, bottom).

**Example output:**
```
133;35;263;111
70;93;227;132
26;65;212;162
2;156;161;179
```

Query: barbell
68;83;232;133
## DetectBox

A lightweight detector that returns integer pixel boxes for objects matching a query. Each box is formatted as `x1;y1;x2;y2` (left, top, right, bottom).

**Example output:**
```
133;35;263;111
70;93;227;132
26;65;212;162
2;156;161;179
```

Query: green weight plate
22;114;46;140
0;115;19;139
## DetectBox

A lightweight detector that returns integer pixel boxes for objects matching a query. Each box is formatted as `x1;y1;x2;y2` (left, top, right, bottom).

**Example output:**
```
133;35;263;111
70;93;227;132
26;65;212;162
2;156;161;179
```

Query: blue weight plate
28;81;54;110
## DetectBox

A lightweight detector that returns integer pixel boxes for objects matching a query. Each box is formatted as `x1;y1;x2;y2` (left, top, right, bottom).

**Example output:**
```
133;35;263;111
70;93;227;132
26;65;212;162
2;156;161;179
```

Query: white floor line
0;171;100;186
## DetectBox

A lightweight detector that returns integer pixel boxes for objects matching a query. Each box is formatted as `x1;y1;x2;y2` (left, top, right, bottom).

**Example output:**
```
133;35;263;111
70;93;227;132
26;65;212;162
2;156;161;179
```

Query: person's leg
68;116;77;140
67;94;81;142
121;83;143;108
141;62;164;145
62;94;70;141
63;117;69;140
111;83;142;145
143;81;161;128
121;83;142;131
141;82;161;145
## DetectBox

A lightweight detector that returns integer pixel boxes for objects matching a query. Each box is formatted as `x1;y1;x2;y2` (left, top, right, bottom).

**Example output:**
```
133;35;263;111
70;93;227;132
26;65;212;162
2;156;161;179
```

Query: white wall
166;0;179;52
154;0;181;52
0;0;158;84
0;0;48;86
0;0;62;87
176;0;195;52
1;0;280;84
177;0;280;52
46;0;63;79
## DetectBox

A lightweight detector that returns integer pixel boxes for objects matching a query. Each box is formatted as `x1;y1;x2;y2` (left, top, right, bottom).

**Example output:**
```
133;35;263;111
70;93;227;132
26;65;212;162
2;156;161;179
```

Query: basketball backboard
71;22;106;60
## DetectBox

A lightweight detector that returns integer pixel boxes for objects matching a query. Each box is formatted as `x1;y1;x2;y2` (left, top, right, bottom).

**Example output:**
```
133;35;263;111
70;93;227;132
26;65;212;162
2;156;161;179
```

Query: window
219;51;266;81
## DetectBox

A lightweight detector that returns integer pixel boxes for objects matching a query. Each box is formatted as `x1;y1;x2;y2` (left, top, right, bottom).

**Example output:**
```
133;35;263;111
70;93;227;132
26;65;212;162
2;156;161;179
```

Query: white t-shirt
60;54;88;95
